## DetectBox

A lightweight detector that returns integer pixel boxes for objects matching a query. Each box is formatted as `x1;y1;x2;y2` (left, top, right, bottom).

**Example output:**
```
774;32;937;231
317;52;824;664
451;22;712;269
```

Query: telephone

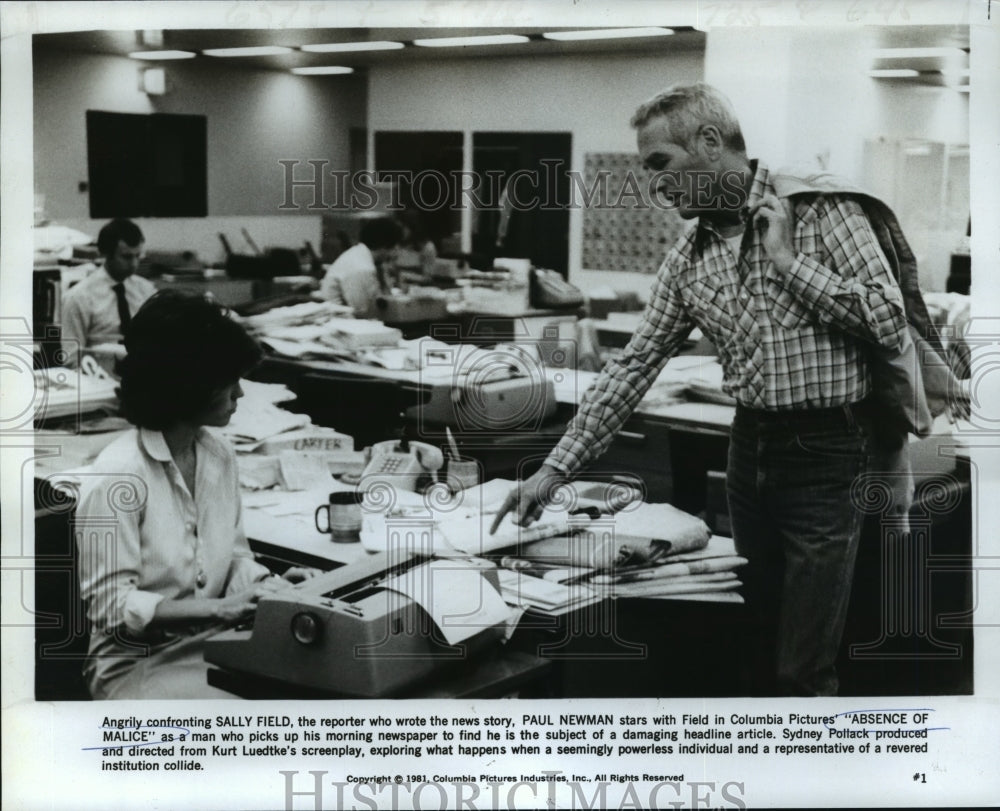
360;439;445;492
529;267;584;309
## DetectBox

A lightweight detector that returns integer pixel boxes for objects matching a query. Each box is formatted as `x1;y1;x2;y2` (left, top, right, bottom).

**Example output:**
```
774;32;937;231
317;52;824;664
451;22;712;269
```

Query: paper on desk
650;590;744;604
242;300;352;331
589;555;747;585
259;336;351;360
608;502;711;554
240;379;297;404
662;535;738;562
278;451;332;491
601;572;741;598
438;512;572;555
496;570;600;614
462;478;518;509
223;398;311;443
381;559;512;646
356;483;574;557
243;487;334;518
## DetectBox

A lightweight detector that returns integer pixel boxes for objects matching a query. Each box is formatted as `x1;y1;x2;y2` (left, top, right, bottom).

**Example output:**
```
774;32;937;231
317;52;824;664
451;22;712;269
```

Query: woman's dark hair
117;291;262;429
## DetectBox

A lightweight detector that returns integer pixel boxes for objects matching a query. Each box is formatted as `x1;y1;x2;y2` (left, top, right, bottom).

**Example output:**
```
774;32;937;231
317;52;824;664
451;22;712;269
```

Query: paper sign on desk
278;451;331;491
381;559;512;646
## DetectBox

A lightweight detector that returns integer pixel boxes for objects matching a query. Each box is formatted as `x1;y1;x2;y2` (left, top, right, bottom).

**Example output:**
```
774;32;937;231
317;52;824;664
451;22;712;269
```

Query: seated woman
76;291;311;699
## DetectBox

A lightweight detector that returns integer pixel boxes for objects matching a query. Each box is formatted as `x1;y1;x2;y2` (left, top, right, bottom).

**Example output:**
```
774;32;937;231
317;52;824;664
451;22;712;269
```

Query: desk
383;307;580;345
153;276;259;309
241;488;371;569
208;648;551;699
31;414;974;698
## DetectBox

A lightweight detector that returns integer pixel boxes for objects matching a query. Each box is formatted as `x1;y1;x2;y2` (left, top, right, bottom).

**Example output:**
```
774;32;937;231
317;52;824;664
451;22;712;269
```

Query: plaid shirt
547;161;907;476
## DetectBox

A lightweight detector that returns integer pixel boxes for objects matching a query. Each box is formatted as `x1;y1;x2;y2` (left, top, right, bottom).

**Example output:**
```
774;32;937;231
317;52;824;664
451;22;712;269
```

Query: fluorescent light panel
291;66;354;75
301;41;404;53
872;47;966;60
543;27;674;41
203;46;293;57
869;69;920;78
129;50;196;60
412;34;529;48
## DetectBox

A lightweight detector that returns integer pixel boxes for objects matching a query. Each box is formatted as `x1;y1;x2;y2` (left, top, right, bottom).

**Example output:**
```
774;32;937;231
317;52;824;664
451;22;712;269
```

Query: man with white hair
493;82;908;696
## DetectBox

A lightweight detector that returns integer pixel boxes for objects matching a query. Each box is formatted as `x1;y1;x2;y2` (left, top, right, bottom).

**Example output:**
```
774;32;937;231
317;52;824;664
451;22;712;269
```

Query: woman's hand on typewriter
213;584;270;623
282;566;322;583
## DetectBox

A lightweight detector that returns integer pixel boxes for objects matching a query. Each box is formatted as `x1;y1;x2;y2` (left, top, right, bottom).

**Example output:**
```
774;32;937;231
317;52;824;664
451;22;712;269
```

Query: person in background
327;229;353;264
395;208;439;278
76;291;315;699
60;218;156;368
319;216;403;318
492;82;908;696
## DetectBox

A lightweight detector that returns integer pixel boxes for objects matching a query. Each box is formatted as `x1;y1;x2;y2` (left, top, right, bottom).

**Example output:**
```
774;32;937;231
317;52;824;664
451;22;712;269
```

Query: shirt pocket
681;270;735;333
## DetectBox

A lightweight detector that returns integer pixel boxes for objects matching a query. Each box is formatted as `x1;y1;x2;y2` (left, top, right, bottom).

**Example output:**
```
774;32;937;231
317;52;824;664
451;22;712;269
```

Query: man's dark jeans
727;402;871;696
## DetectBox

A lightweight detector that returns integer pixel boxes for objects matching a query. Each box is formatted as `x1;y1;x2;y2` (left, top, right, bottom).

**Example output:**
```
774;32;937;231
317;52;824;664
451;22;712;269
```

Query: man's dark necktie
112;282;131;338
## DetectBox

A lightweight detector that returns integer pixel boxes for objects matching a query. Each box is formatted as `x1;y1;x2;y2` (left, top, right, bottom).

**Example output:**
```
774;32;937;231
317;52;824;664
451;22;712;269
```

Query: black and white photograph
3;1;999;808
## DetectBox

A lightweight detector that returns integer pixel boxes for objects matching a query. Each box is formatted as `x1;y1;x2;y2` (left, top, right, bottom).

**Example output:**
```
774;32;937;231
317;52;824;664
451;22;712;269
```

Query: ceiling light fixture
869;69;920;78
128;50;196;60
291;66;355;75
301;41;404;53
203;46;293;57
412;34;529;48
872;47;967;60
542;27;674;41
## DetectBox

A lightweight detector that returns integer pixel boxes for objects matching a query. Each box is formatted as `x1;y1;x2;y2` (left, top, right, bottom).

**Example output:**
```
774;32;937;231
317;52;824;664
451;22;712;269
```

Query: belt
734;401;867;426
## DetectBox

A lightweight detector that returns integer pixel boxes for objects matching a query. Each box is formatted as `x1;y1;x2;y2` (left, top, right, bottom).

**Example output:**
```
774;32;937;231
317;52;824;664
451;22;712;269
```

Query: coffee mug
315;491;363;542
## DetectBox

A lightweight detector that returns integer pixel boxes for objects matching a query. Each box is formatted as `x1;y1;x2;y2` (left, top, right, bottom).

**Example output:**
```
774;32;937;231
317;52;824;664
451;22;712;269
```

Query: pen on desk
445;427;461;461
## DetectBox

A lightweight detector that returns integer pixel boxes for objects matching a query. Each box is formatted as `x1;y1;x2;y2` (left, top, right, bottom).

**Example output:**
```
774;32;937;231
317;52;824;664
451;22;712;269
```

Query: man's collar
101;266;132;286
745;158;772;213
695;159;772;247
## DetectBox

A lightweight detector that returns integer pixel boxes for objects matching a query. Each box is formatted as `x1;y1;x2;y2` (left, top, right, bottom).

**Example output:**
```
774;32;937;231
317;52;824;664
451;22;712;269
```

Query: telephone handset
361;439;445;492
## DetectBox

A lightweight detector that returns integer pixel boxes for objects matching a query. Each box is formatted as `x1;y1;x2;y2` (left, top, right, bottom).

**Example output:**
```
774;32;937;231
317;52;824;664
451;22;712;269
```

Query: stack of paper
223;396;310;444
316;319;402;351
241;300;352;332
496;568;600;616
585;536;747;602
32;367;119;421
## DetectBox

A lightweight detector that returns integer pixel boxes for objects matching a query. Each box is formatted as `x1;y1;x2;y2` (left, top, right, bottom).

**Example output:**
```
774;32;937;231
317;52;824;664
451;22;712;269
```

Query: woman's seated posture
76;291;310;699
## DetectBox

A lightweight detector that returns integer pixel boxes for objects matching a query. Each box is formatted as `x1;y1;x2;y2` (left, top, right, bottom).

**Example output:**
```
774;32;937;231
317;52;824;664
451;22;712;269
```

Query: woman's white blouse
76;427;269;635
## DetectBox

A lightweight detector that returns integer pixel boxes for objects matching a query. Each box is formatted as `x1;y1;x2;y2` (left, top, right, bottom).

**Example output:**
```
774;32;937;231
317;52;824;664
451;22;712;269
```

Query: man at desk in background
493;82;907;696
319;216;404;319
60;218;156;368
